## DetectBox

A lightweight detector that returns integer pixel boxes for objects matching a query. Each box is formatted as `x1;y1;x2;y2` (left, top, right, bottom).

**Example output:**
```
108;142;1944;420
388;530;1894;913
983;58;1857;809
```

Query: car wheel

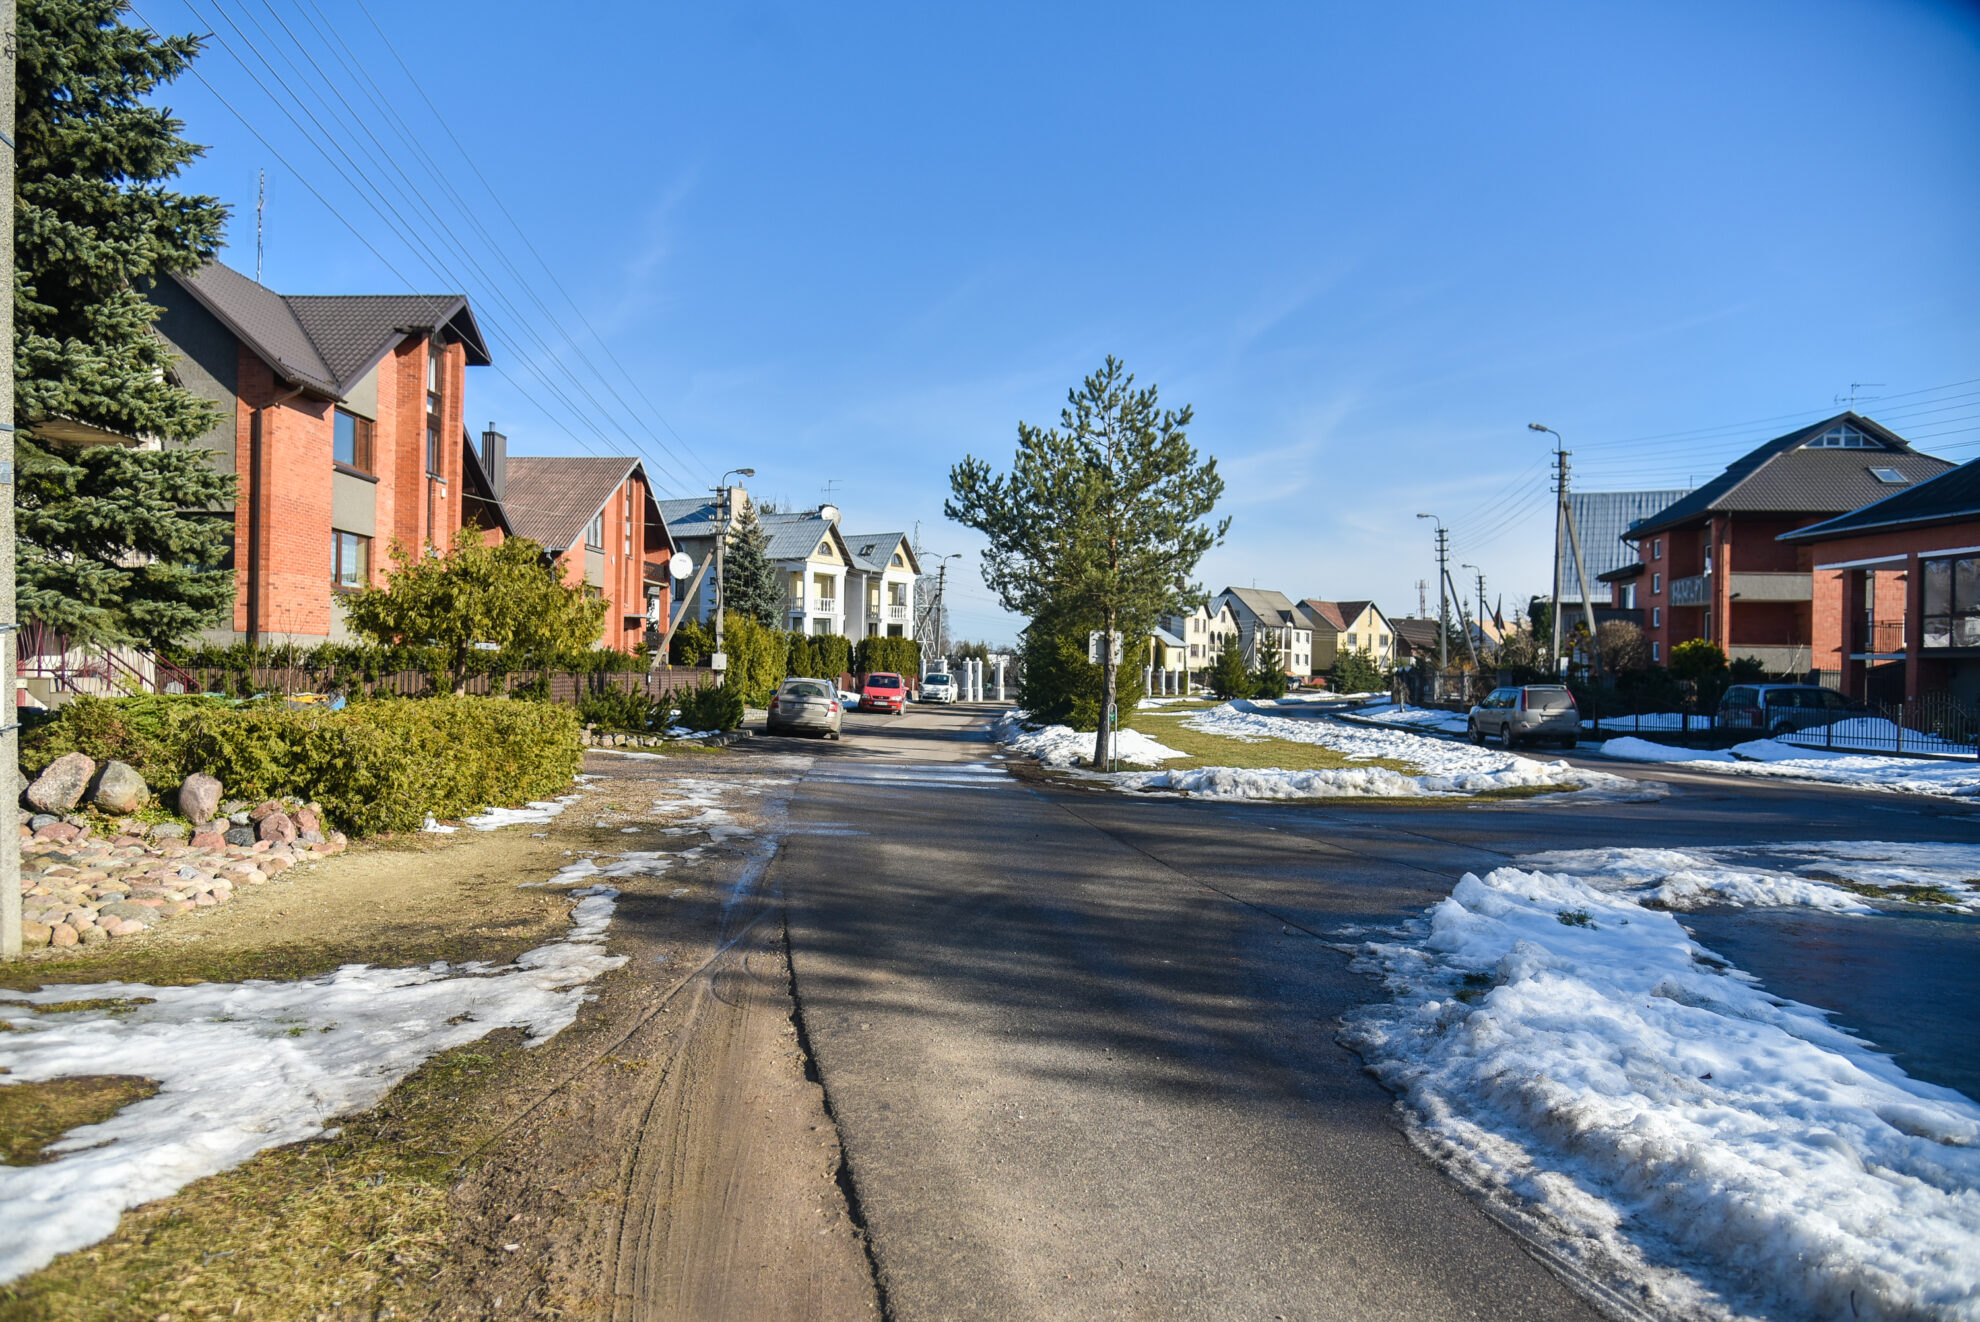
1497;724;1516;750
1468;720;1484;745
1560;736;1577;750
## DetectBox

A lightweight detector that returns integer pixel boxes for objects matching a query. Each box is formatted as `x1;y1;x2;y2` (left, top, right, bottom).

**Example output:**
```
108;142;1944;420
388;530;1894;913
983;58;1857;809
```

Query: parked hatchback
767;677;842;739
920;673;957;704
1718;684;1871;736
1468;685;1579;749
859;672;907;714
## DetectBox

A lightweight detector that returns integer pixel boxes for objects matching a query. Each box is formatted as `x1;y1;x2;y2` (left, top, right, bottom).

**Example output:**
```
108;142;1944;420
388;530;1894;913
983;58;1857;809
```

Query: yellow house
1297;599;1395;674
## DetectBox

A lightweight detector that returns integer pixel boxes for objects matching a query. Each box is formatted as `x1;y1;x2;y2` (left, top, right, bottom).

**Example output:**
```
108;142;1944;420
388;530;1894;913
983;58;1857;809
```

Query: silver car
920;673;957;703
767;677;843;739
1468;684;1579;749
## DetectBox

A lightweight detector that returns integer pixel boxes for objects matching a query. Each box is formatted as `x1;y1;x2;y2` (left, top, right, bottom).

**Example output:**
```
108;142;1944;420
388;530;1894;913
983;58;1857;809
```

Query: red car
859;672;907;714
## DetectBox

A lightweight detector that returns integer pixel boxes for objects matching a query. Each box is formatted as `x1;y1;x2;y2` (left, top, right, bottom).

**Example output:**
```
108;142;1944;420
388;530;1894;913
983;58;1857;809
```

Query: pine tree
1208;633;1249;700
722;504;786;627
1330;647;1386;696
15;0;235;648
948;357;1227;767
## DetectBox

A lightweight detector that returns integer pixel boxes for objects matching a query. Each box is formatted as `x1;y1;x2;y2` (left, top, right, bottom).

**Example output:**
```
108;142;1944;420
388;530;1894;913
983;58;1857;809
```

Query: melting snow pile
1113;705;1645;800
1516;842;1980;913
1357;703;1470;737
0;887;625;1284
994;712;1188;767
1342;867;1980;1321
1599;737;1980;797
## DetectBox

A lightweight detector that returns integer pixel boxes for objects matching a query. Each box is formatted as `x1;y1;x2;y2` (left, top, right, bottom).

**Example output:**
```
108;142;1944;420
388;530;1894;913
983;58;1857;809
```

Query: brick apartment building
501;456;675;653
1618;413;1954;672
1781;458;1980;705
152;261;507;643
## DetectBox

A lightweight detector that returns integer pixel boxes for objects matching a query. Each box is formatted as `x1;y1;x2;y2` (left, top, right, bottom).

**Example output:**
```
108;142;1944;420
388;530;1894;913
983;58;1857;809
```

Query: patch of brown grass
0;1077;160;1167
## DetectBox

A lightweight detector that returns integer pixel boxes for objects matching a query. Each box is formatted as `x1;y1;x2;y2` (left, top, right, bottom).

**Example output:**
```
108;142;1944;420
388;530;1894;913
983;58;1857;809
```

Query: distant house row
140;261;918;653
1154;588;1440;685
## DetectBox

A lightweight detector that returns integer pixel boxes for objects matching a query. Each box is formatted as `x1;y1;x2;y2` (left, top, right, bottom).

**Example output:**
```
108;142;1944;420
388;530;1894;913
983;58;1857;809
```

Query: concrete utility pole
1416;514;1449;674
1463;564;1487;647
2;0;17;959
1531;424;1601;678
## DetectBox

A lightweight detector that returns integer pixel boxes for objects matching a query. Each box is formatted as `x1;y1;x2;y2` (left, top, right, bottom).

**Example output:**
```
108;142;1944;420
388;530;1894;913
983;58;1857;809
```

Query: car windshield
783;681;831;699
866;676;902;689
925;674;951;684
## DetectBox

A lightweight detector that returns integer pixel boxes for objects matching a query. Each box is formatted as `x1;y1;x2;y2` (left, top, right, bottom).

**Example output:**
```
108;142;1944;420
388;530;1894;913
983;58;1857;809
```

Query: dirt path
426;750;880;1321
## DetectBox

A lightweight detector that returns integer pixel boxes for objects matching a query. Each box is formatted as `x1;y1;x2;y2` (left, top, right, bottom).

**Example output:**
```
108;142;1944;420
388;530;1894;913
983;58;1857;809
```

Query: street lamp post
712;467;755;672
1528;424;1601;678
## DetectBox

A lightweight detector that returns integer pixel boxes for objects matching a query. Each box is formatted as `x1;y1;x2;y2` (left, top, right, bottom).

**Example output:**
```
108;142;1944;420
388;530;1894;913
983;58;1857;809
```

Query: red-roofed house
501;455;675;653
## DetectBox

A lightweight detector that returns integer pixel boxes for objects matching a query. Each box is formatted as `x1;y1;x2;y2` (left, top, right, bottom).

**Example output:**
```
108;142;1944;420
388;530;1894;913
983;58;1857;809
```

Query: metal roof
1556;490;1692;601
1624;413;1953;539
1781;457;1980;543
502;456;647;553
1218;587;1305;628
842;531;916;575
169;261;489;398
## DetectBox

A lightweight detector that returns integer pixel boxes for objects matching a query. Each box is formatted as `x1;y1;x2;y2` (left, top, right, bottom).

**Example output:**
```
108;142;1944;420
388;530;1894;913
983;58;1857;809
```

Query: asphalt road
753;703;1980;1321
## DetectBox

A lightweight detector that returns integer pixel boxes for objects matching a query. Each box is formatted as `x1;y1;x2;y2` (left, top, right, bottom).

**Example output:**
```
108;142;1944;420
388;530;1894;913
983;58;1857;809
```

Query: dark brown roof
1390;617;1445;652
1298;599;1349;631
503;456;648;553
1626;412;1953;538
1782;458;1980;543
170;261;489;398
459;428;513;539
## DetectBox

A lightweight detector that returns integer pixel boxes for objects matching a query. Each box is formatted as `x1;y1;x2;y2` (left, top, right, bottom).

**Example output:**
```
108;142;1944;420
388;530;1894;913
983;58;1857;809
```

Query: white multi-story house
1161;600;1242;679
1213;587;1314;675
841;531;921;638
658;490;918;641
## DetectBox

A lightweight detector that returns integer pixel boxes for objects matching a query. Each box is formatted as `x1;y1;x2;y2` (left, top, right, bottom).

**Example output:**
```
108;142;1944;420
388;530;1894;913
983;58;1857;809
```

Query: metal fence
1581;691;1978;759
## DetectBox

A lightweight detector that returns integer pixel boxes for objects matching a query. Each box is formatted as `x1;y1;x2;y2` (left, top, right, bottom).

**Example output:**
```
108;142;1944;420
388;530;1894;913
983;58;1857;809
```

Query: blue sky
138;0;1980;642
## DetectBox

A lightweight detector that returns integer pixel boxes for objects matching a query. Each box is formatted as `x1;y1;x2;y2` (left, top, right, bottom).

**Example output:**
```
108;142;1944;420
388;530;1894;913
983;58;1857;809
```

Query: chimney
480;424;506;501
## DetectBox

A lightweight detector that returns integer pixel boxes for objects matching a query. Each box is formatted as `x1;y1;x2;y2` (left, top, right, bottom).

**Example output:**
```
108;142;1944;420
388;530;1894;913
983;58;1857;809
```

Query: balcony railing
887;604;909;622
813;597;838;615
1668;571;1812;609
1669;574;1710;607
1854;619;1906;657
787;595;806;613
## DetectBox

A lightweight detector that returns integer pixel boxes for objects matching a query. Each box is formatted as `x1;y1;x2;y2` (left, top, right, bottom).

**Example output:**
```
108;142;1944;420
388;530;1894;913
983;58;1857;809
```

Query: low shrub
855;635;920;677
575;685;671;733
22;695;580;835
676;681;743;732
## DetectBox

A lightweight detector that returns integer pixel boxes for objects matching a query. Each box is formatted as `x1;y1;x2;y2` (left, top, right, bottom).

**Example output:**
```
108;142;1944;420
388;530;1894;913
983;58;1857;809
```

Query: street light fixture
711;467;757;671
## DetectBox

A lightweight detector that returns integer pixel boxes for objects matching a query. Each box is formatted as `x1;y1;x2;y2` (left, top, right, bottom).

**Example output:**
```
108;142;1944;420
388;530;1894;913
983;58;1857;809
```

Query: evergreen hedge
22;695;580;835
855;636;921;676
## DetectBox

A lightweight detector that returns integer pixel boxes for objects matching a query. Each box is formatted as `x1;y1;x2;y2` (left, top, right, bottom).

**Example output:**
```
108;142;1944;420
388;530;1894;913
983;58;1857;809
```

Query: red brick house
1780;458;1980;706
501;456;675;653
151;262;507;643
1619;413;1954;673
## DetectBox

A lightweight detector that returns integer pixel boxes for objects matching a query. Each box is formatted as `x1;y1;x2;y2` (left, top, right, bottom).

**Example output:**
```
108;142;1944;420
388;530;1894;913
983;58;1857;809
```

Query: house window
1652;606;1662;627
1803;423;1876;449
1870;467;1909;485
585;512;604;550
334;409;374;472
1652;572;1662;593
426;339;446;475
332;530;370;589
1651;640;1661;662
1653;538;1662;561
1922;555;1980;648
624;498;634;557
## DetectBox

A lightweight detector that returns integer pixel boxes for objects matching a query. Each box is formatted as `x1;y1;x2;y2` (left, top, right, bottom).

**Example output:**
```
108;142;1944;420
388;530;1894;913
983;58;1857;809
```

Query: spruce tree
1250;631;1287;699
722;504;786;627
1208;633;1249;700
948;357;1227;767
15;0;235;648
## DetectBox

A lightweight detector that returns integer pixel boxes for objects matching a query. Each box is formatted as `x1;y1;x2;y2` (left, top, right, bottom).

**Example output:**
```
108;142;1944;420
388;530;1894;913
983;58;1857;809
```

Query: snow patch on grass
1520;842;1980;913
994;712;1188;767
1342;866;1980;1321
0;887;626;1284
1599;737;1980;797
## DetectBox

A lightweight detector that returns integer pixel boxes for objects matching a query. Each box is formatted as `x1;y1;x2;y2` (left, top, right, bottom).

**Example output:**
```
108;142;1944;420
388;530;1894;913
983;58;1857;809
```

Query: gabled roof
1389;617;1446;651
1624;413;1952;539
502;455;665;554
169;261;489;399
459;427;513;539
1564;490;1693;578
842;531;918;575
1781;457;1980;544
759;510;851;562
1219;586;1305;628
1298;599;1348;632
658;496;724;541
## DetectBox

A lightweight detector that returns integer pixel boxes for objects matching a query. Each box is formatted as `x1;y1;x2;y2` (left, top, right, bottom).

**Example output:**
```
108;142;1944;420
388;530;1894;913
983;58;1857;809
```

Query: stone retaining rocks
177;772;223;823
90;760;150;813
12;814;350;952
257;812;298;844
27;752;96;814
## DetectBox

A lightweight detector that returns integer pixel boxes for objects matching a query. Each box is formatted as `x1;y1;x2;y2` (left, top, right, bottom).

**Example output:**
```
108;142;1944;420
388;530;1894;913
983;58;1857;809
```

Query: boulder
20;921;53;948
97;901;159;925
257;812;298;845
295;808;320;833
150;822;189;840
223;826;255;847
49;923;78;947
227;811;251;827
177;773;223;824
190;831;226;850
34;822;82;842
26;753;96;814
90;762;150;814
248;800;285;823
28;814;57;830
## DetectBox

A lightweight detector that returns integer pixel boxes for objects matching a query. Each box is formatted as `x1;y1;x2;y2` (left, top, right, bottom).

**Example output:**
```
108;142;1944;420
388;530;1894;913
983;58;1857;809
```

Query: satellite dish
668;552;694;580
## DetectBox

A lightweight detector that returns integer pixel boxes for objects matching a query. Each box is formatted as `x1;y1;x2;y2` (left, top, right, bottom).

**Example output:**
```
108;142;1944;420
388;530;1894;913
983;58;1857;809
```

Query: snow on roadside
1518;842;1980;913
0;886;626;1284
994;711;1188;767
1117;705;1648;800
1341;866;1980;1321
1356;703;1470;736
1599;736;1980;797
